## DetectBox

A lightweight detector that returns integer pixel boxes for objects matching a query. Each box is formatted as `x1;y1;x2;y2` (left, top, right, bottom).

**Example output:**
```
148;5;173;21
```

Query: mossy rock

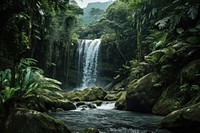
82;87;107;101
79;128;99;133
62;90;84;101
152;98;180;115
3;108;71;133
104;91;123;101
44;97;76;111
115;91;127;110
125;73;163;113
160;102;200;132
63;87;107;101
180;59;200;83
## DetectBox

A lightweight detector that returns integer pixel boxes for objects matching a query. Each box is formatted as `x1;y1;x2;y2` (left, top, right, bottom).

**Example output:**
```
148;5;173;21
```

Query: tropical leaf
187;6;198;20
155;17;170;29
186;36;198;44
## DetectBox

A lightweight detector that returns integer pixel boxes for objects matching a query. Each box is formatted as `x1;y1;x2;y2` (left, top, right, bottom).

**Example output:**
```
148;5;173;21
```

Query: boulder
125;73;163;113
160;102;200;133
82;87;107;101
88;103;97;109
3;108;71;133
79;128;99;133
62;90;84;101
93;100;103;106
115;91;126;110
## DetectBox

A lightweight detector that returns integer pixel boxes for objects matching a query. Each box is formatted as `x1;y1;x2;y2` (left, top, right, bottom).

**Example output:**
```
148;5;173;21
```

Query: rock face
160;102;200;133
125;73;163;113
3;108;71;133
152;85;181;115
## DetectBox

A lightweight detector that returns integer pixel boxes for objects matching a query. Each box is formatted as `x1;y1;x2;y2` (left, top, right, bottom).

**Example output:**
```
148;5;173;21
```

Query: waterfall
77;39;101;89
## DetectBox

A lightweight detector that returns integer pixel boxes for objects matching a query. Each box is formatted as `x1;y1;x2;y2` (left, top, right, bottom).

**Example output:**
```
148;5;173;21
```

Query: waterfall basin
49;101;166;133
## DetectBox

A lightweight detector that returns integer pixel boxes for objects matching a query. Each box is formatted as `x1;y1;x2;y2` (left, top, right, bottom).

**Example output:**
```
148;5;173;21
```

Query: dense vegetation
0;0;82;132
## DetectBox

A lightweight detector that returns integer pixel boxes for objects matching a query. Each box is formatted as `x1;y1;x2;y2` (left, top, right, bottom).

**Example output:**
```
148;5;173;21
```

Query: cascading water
77;39;101;89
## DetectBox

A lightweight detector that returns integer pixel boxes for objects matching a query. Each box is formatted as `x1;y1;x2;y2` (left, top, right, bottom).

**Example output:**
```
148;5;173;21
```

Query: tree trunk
136;15;142;61
29;0;36;50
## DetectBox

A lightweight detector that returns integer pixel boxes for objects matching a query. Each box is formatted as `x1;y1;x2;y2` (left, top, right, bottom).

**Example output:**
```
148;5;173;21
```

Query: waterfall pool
49;102;168;133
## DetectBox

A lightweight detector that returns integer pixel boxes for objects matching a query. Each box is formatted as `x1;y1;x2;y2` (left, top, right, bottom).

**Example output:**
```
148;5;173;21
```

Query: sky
74;0;113;8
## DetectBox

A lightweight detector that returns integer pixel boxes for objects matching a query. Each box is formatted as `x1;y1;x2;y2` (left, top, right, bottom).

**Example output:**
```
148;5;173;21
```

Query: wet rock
88;103;96;109
125;73;163;113
160;102;200;133
79;128;99;133
115;91;126;110
76;102;86;107
3;108;71;133
93;100;103;106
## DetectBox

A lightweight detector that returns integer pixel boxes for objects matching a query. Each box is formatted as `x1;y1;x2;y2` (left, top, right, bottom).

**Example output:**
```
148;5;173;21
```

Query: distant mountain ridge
82;1;113;25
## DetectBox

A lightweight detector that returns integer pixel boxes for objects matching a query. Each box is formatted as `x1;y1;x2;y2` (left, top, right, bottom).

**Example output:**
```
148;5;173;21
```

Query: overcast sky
74;0;113;8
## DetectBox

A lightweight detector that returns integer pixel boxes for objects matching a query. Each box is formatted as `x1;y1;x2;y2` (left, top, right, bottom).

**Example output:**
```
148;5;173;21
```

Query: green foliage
0;58;62;107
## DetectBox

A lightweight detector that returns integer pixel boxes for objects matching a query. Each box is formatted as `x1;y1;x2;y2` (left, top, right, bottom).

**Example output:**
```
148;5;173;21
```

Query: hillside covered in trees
1;0;200;132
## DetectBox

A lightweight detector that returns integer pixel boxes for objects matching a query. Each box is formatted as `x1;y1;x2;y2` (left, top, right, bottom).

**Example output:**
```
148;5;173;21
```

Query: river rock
93;100;103;106
160;102;200;132
88;103;97;109
125;73;163;113
115;91;127;110
79;128;99;133
63;90;84;101
3;108;71;133
76;102;86;107
82;87;107;101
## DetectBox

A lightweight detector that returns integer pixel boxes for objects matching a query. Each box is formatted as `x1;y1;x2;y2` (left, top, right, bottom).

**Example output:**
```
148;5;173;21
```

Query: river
49;101;169;133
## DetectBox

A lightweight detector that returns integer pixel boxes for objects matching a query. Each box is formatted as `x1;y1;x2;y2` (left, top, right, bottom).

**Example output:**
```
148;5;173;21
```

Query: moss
160;102;200;132
104;91;123;101
63;87;107;101
115;91;127;110
3;108;72;133
82;87;107;101
125;73;162;113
